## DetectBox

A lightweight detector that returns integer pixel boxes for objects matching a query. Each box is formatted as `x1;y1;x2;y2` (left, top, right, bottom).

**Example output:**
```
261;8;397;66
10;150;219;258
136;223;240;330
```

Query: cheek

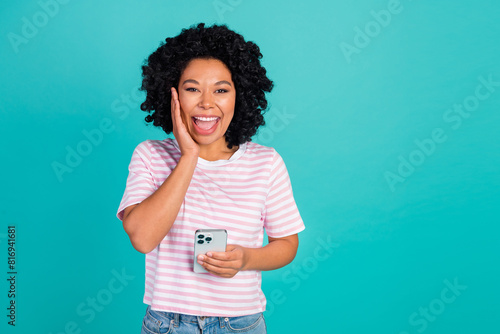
177;95;188;110
222;95;236;118
178;90;196;106
177;96;192;116
222;105;235;125
176;102;191;126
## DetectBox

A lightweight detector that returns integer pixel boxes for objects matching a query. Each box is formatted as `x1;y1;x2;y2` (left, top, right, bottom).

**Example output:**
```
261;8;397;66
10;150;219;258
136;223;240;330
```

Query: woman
117;23;305;334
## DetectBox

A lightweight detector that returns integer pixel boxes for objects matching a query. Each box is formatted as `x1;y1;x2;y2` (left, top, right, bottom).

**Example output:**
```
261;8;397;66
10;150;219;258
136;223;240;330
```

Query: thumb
226;244;237;252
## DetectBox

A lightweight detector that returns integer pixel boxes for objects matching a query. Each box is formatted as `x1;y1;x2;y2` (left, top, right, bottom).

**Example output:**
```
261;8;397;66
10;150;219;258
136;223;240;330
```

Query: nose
198;91;215;109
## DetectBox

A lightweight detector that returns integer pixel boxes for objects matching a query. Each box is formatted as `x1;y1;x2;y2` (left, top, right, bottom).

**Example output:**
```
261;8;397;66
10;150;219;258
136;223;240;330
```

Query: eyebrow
182;79;232;87
215;80;232;87
182;79;199;85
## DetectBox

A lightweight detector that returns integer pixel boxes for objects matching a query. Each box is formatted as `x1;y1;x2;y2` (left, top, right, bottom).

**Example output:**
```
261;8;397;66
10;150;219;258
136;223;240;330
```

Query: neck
198;138;238;161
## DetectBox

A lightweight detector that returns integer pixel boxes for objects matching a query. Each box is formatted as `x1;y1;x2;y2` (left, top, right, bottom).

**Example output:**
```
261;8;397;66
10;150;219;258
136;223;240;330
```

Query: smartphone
193;229;227;274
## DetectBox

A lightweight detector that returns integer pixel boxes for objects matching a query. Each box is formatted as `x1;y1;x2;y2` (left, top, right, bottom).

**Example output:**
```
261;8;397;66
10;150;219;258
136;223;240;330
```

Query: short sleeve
263;151;305;238
116;141;157;221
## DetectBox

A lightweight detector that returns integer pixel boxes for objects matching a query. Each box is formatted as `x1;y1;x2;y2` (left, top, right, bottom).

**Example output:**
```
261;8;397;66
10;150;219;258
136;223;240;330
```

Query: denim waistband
147;305;228;328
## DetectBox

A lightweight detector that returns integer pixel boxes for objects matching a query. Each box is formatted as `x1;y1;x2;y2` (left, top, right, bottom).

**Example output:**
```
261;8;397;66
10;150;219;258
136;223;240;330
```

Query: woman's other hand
197;235;299;277
197;244;248;278
171;87;199;157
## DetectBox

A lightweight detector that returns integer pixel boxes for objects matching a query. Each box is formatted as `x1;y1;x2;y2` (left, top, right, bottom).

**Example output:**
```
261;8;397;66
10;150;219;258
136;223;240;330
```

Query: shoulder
244;141;286;166
129;139;180;167
146;138;178;153
240;142;287;176
244;141;278;159
134;138;179;156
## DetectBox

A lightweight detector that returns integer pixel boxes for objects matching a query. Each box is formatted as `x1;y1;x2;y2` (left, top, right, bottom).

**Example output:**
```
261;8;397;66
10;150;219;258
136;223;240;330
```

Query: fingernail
207;252;212;257
198;255;204;261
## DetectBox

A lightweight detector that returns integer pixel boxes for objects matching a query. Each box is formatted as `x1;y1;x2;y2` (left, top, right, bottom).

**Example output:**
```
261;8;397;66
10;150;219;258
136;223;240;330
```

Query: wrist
179;152;199;164
241;246;254;271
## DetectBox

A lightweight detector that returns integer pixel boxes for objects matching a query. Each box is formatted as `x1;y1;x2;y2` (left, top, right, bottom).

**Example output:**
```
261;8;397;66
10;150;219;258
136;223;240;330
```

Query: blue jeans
141;305;267;334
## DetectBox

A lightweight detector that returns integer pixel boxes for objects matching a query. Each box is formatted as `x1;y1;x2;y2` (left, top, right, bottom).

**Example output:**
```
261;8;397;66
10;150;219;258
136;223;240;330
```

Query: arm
197;234;299;278
122;154;197;254
244;234;299;271
122;88;199;254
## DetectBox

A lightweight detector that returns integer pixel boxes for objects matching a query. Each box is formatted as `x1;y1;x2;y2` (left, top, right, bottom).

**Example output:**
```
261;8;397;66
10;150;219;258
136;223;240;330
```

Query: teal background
1;0;499;333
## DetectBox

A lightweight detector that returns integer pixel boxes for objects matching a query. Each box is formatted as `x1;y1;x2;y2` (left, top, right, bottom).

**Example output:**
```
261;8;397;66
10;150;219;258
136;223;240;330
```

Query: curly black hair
139;23;274;149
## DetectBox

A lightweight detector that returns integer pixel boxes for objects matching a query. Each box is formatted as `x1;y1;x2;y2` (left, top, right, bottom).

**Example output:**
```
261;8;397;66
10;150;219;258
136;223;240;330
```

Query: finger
201;261;235;278
170;88;185;133
171;86;179;100
207;244;238;259
206;251;233;261
170;87;178;108
172;88;181;118
170;88;179;119
200;255;241;272
170;88;178;125
197;254;227;268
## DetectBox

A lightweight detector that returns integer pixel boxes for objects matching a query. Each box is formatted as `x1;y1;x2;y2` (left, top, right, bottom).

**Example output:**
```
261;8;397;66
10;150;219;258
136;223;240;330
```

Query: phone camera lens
205;237;212;242
197;240;204;244
198;234;204;239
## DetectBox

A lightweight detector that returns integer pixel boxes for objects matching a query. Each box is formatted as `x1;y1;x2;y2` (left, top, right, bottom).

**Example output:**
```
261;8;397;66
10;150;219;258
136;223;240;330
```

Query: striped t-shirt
116;138;305;316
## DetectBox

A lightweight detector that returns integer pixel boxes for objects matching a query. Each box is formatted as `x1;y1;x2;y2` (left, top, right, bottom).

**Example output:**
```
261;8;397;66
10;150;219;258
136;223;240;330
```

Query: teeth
194;116;219;121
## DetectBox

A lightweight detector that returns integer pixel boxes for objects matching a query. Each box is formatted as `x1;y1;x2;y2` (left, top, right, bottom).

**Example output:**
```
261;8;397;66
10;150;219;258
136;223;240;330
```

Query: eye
185;87;198;92
215;89;228;93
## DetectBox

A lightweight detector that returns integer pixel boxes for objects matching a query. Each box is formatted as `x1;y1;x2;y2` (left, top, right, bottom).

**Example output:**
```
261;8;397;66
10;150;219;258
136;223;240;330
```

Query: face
177;58;236;149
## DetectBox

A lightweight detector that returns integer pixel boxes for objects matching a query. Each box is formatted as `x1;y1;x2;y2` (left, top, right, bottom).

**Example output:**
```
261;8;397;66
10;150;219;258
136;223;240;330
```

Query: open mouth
192;116;220;135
